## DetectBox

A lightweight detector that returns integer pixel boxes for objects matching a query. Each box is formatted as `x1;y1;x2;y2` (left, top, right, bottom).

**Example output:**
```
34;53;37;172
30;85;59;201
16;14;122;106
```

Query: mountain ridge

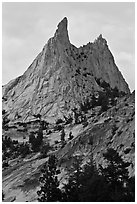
2;17;130;123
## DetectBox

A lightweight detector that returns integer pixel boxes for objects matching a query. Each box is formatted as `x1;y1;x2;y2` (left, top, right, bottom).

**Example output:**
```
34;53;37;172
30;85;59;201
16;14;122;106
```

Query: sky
2;2;135;91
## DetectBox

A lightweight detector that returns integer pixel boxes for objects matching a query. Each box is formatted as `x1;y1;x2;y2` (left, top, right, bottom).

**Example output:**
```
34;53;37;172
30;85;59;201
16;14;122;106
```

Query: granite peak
2;18;130;122
54;17;70;44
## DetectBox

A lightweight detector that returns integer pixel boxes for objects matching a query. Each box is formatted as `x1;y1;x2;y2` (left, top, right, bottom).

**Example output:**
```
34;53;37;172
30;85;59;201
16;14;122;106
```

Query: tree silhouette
63;155;83;201
99;148;134;201
68;132;74;140
37;155;63;202
63;155;110;202
79;158;110;202
63;149;135;202
29;128;43;152
60;129;65;147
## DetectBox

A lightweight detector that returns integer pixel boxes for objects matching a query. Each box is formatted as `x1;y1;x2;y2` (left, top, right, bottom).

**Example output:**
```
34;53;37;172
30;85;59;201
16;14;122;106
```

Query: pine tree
37;155;63;202
63;154;110;202
63;155;83;201
99;148;133;201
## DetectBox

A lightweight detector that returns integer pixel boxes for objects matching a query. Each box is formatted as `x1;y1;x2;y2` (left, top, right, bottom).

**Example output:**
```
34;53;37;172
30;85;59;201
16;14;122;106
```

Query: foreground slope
2;92;135;202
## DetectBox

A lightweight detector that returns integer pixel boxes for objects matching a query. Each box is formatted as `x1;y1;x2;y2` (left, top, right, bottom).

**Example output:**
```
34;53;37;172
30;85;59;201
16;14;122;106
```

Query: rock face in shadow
2;17;130;122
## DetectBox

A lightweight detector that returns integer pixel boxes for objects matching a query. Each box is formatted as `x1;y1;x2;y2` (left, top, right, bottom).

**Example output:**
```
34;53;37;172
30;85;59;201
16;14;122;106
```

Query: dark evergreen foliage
99;148;134;201
40;143;51;158
68;132;74;140
56;118;64;125
2;109;6;115
37;149;135;202
63;155;83;201
37;155;63;202
2;136;31;163
19;142;30;158
54;125;63;131
29;128;43;152
79;160;111;202
60;129;65;142
2;191;5;201
64;116;73;125
2;113;10;131
33;114;41;119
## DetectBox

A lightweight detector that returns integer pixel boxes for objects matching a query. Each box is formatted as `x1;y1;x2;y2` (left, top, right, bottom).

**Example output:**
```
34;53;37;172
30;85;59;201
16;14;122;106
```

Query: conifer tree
79;158;110;202
99;148;133;201
37;155;62;202
63;155;83;201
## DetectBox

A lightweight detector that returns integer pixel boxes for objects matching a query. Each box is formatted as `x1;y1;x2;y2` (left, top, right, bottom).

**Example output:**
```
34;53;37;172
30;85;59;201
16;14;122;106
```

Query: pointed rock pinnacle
54;17;70;44
57;17;68;31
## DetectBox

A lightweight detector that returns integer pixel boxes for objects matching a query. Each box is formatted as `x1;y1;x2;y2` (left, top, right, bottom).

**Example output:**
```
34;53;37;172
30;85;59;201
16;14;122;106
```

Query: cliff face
2;17;130;122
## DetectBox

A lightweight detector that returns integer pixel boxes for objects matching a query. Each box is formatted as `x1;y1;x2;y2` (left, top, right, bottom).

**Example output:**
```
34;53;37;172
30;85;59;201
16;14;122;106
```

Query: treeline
2;136;30;167
2;129;47;167
37;148;135;202
2;124;72;168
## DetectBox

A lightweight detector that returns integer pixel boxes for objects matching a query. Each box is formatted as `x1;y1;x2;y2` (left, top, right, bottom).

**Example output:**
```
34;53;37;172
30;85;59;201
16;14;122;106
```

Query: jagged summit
54;17;70;44
94;34;107;45
2;17;130;122
57;17;68;31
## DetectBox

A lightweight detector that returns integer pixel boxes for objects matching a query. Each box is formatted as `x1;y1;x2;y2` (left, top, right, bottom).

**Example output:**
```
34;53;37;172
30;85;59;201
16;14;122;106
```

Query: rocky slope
2;17;130;123
2;91;135;202
57;91;135;176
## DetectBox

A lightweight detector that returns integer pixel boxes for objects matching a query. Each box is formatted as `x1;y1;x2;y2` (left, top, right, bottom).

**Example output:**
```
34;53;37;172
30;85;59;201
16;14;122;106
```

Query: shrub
55;140;59;144
68;132;74;140
56;118;64;125
54;125;62;132
2;161;9;168
47;130;52;135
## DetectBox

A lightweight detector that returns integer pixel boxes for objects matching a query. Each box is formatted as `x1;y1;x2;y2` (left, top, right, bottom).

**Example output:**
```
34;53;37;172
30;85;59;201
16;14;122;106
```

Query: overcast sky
2;2;135;91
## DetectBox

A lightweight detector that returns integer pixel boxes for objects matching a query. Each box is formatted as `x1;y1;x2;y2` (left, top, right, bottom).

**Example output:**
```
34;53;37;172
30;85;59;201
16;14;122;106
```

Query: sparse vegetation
56;118;64;125
2;136;31;164
36;148;135;202
2;110;10;131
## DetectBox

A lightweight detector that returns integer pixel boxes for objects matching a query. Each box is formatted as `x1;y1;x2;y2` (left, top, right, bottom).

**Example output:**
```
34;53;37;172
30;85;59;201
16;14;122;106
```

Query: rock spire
2;17;130;122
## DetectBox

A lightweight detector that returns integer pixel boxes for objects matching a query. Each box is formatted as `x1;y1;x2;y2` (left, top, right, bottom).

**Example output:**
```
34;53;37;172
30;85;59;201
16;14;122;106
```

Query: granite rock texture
2;17;130;122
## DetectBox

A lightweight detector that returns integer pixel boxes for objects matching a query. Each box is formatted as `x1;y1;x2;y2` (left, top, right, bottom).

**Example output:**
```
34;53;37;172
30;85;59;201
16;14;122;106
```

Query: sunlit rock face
2;17;130;122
